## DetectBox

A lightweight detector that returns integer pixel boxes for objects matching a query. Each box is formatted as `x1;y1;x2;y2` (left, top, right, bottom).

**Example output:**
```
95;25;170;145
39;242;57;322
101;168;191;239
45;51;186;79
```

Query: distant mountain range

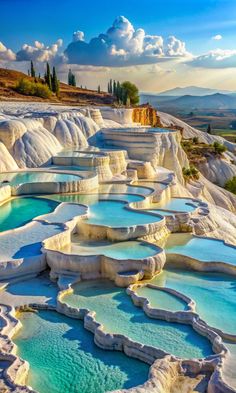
141;89;236;111
145;86;234;97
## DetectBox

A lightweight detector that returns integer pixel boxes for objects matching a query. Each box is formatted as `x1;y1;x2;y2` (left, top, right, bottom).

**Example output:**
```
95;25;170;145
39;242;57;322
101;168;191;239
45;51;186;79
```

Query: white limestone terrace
0;270;229;393
0;202;88;280
0;168;98;200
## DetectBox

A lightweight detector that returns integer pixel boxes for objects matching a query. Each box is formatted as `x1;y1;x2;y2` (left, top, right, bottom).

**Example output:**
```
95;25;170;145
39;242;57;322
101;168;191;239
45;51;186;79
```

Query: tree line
107;79;139;106
29;61;60;96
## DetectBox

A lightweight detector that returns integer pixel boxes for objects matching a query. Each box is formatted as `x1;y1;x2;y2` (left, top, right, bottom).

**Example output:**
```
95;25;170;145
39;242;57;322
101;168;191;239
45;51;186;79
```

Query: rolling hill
0;68;114;106
141;93;236;110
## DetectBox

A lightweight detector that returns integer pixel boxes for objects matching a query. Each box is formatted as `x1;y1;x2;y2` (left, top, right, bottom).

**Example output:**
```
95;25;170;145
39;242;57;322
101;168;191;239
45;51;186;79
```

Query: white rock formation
0;142;18;171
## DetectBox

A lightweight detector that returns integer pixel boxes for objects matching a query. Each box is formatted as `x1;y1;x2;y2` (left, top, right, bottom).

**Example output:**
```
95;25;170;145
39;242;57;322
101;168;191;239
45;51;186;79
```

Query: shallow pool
49;192;144;205
0;197;58;232
14;311;149;393
151;269;236;335
0;171;82;186
136;286;187;311
47;165;95;172
49;194;160;227
150;198;201;213
63;280;213;359
64;236;160;259
99;183;153;196
165;234;236;265
87;200;162;227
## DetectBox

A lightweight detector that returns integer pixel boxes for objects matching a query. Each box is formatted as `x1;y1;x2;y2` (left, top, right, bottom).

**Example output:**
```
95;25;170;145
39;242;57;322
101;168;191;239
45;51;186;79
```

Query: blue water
152;269;236;335
0;171;81;186
136;286;188;311
0;197;58;232
47;165;94;172
151;198;201;213
49;194;160;226
63;280;213;359
166;234;236;265
66;238;160;259
99;183;153;196
15;310;149;393
87;200;162;227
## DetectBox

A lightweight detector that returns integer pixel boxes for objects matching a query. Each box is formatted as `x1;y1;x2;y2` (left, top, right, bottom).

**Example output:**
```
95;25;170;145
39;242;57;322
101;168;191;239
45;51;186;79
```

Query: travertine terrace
0;102;236;393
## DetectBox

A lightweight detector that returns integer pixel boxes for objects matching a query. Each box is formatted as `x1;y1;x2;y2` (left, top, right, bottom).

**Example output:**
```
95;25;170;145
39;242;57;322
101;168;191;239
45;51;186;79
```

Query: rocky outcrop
132;106;159;127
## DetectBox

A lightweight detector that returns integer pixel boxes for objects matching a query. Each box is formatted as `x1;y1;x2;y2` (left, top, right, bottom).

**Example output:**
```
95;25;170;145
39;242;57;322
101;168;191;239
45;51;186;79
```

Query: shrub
192;136;199;144
225;176;236;194
212;141;226;155
15;78;52;98
182;165;200;181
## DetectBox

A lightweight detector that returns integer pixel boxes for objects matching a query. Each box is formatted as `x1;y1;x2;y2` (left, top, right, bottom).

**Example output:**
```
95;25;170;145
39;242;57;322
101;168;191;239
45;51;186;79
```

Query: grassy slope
0;68;114;106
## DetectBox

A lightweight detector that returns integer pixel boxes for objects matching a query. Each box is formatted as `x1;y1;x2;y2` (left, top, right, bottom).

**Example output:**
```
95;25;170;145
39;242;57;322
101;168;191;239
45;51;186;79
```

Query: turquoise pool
165;234;236;265
15;311;149;393
136;286;188;311
99;183;153;196
151;269;236;335
49;192;144;205
0;171;82;186
64;237;160;259
63;280;213;359
86;200;162;227
47;165;94;172
49;194;160;226
0;197;58;232
150;198;201;213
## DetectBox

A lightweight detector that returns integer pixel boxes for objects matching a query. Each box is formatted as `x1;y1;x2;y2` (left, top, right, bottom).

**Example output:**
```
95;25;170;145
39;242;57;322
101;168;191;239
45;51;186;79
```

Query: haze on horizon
0;0;236;92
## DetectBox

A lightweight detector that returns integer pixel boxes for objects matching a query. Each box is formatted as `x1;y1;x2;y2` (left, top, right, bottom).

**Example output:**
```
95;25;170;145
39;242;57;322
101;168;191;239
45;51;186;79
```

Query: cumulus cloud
0;42;16;61
64;16;190;66
190;49;236;68
73;31;85;42
212;34;222;40
16;39;63;62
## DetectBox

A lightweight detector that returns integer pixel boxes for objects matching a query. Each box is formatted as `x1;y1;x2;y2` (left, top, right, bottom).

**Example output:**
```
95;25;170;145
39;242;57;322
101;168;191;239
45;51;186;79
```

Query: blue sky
0;0;236;91
1;0;235;53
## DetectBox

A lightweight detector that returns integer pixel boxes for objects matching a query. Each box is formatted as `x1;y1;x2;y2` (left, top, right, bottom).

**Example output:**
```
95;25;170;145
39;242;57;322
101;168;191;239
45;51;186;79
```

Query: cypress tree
30;61;36;78
207;124;212;134
98;85;101;93
45;62;52;90
109;79;113;94
68;69;72;85
52;66;60;96
113;80;117;96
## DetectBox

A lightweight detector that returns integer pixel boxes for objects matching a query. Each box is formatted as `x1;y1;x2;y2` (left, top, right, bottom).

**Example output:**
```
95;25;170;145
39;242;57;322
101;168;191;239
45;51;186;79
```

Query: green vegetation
15;79;52;98
207;124;212;134
68;69;76;86
30;61;36;78
22;61;60;97
51;66;60;96
212;141;227;154
45;62;52;91
182;165;200;181
181;138;227;166
108;79;139;106
225;176;236;194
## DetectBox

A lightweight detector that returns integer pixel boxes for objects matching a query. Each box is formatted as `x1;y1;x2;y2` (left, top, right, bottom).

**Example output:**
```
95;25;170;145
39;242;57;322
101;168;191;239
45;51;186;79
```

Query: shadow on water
18;310;149;393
